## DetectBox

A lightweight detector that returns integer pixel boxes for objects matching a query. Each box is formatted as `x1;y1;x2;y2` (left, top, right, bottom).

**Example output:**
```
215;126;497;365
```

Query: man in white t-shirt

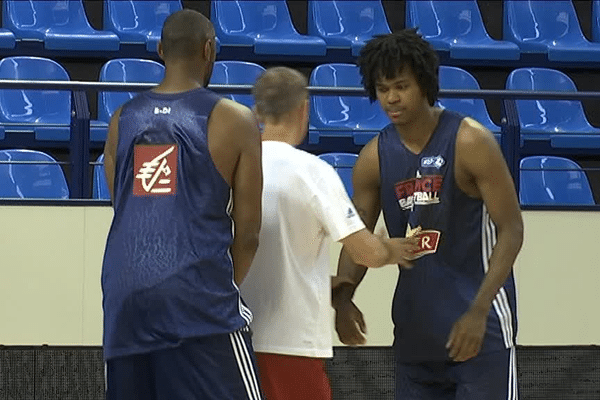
241;67;419;400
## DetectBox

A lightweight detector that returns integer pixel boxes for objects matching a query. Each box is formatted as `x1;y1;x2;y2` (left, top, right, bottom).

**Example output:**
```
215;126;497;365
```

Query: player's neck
394;106;442;153
261;122;303;146
153;64;205;94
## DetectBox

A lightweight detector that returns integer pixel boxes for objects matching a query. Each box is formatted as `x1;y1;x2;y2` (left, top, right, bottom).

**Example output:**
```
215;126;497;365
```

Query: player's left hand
445;307;488;362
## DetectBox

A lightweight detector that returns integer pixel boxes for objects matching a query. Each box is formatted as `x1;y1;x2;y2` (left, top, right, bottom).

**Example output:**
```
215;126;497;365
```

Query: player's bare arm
333;136;383;345
103;106;123;202
446;118;524;362
208;98;263;285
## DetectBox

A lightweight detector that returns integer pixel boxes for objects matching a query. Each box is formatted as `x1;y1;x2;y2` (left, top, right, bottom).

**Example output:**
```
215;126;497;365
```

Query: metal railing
0;79;599;205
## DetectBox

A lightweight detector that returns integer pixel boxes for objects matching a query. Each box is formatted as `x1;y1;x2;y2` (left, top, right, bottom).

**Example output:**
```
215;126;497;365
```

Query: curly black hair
357;29;439;106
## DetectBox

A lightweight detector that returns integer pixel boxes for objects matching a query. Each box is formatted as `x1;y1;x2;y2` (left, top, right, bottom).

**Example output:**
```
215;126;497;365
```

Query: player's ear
157;41;165;61
203;37;215;62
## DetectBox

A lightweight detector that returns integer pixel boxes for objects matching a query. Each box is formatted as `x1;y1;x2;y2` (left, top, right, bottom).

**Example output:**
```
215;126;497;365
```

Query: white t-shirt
241;141;365;358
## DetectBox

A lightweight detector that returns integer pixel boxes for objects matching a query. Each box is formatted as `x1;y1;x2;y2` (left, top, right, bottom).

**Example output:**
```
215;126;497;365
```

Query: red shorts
255;352;332;400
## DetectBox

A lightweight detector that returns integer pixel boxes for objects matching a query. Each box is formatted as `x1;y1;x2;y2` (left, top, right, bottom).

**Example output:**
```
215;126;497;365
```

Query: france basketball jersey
102;87;252;361
378;110;517;363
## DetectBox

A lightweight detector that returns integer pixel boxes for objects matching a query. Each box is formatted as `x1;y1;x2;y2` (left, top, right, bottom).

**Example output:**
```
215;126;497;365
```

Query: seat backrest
406;0;489;40
310;63;388;128
308;0;390;41
318;152;358;197
593;0;600;42
0;149;69;199
4;0;94;37
104;0;182;40
98;58;165;123
0;57;71;124
504;0;585;45
520;156;595;205
209;61;265;109
438;66;498;131
212;0;298;37
506;68;594;132
93;154;110;200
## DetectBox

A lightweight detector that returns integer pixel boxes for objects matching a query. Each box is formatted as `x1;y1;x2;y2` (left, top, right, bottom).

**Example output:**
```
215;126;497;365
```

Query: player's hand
334;299;367;346
445;307;488;362
383;235;421;269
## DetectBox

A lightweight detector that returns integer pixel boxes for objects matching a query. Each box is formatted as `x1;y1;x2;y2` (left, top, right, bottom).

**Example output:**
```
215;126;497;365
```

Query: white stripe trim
227;188;253;325
230;331;262;400
507;346;518;400
481;206;515;348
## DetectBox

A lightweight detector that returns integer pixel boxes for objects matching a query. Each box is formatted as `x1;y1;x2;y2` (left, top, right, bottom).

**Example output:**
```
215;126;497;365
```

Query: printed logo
421;155;445;169
346;207;356;218
154;106;171;115
394;172;443;210
133;144;178;196
405;224;441;260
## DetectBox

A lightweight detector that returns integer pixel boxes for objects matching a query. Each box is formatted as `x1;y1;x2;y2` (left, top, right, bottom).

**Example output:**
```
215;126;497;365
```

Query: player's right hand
384;236;421;269
335;299;367;346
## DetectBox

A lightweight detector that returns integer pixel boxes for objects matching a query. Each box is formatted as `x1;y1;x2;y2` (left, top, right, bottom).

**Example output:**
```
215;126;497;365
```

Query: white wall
0;207;599;347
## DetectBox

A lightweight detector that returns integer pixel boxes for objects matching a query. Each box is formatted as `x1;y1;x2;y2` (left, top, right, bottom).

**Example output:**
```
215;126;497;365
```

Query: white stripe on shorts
508;346;518;400
229;330;262;400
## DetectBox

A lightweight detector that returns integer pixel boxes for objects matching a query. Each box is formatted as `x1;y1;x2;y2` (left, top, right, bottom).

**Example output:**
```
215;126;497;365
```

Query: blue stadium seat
318;152;358;198
0;149;69;199
310;63;388;146
0;29;16;49
104;0;182;53
93;58;165;142
519;156;595;205
211;0;327;56
307;0;391;56
504;0;600;62
209;61;266;109
93;154;110;200
506;68;600;149
593;0;600;43
438;66;501;142
0;57;71;142
3;0;119;51
405;0;519;60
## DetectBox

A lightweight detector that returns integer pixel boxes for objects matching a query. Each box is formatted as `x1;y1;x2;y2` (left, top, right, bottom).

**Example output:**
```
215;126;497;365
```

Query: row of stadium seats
0;56;596;153
1;0;600;64
0;149;594;206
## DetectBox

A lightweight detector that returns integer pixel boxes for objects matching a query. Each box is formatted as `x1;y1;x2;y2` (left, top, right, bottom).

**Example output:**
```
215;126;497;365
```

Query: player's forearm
470;221;523;313
333;248;368;307
231;229;259;285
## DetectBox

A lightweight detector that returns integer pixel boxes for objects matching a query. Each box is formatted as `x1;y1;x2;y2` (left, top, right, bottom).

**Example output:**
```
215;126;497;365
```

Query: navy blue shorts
106;329;263;400
396;347;518;400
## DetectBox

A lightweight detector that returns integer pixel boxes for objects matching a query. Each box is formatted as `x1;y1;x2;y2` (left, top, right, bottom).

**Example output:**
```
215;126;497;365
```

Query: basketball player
241;66;419;400
333;30;524;400
101;10;264;400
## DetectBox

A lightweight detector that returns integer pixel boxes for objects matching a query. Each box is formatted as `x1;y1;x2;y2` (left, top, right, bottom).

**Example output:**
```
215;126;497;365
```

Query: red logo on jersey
394;173;443;210
406;224;441;259
133;144;178;196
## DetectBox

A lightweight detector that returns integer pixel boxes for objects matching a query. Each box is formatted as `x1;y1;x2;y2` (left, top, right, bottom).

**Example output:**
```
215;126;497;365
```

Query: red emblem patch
133;144;178;196
407;230;441;260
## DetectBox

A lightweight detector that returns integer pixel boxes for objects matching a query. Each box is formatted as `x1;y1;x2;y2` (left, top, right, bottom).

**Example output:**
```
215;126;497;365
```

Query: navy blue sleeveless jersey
378;110;517;363
102;87;252;361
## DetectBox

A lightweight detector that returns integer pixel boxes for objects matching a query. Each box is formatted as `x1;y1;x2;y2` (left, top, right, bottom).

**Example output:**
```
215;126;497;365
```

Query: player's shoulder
456;116;498;150
210;98;256;129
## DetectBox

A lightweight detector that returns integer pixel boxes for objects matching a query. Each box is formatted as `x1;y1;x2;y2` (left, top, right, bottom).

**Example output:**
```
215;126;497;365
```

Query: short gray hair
252;67;308;123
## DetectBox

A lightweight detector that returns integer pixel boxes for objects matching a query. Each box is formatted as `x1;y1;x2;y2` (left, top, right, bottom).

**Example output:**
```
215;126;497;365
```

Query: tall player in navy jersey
102;10;263;400
332;30;524;399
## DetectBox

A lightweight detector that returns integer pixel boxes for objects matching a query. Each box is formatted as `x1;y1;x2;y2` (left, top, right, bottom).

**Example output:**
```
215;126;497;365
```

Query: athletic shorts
106;328;263;400
255;352;332;400
396;347;518;400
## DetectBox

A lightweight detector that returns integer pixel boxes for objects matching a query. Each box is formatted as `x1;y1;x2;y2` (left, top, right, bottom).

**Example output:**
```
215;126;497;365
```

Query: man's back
102;88;251;360
242;141;364;358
